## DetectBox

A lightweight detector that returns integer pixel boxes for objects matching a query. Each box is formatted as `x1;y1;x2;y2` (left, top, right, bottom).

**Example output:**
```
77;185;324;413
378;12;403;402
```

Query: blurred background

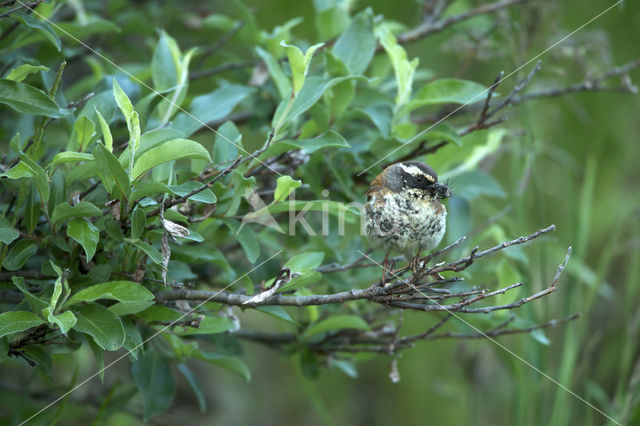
2;0;639;425
194;1;640;425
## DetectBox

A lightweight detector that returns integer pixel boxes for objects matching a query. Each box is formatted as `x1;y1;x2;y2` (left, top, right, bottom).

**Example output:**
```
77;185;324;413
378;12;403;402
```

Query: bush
1;1;638;424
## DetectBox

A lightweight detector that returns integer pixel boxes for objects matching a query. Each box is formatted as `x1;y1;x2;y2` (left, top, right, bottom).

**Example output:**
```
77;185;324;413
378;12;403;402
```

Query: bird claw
409;253;422;273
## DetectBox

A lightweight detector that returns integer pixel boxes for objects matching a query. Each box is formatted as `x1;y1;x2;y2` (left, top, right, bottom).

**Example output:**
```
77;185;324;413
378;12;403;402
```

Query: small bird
364;161;451;282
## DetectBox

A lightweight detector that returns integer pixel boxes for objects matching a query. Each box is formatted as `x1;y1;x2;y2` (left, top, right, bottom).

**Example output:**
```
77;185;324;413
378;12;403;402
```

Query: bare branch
156;225;560;314
514;57;640;103
396;0;528;46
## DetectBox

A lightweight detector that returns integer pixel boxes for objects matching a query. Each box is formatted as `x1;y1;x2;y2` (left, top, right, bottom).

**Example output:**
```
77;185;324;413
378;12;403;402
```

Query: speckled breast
365;190;446;256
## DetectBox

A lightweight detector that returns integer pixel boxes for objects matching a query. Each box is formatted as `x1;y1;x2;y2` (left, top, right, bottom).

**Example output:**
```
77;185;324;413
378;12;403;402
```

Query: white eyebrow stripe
399;164;436;182
399;164;426;176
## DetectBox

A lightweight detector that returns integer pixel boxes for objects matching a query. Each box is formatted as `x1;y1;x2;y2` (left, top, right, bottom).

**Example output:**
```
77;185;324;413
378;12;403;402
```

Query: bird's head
382;161;452;200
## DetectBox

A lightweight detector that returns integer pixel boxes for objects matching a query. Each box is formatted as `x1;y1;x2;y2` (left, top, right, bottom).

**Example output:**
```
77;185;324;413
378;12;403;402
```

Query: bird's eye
416;176;423;182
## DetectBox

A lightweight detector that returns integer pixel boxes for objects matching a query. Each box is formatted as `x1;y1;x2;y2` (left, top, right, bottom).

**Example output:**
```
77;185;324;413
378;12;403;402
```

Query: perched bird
364;161;451;282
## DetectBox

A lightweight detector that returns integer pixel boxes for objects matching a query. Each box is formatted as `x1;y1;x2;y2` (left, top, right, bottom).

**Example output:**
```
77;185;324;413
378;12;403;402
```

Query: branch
405;57;639;161
156;225;560;314
396;0;528;46
514;57;640;103
0;0;42;19
146;156;243;218
310;314;580;354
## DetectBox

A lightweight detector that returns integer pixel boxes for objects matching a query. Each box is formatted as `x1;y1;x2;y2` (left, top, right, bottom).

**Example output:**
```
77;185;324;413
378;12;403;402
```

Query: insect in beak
431;182;452;199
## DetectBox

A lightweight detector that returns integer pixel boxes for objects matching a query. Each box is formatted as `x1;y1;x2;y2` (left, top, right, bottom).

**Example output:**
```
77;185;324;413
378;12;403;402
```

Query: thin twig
396;0;528;46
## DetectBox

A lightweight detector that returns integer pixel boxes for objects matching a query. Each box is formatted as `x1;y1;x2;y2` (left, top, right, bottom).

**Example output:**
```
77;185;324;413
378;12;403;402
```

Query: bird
364;161;451;283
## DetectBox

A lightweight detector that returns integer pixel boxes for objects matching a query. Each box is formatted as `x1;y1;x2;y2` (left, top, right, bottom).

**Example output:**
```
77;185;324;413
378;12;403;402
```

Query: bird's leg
381;249;391;285
409;249;422;273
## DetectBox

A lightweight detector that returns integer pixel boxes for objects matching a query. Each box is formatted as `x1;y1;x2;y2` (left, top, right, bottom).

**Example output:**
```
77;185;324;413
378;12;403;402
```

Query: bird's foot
409;252;422;273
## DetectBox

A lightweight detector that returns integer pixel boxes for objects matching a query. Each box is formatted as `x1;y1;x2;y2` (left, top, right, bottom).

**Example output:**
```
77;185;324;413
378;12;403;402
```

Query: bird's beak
432;182;452;200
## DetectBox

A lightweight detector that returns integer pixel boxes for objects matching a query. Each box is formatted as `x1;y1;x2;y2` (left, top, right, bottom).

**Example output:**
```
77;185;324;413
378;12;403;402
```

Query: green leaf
314;1;350;39
131;128;186;160
129;111;141;154
0;79;66;117
24;183;40;234
530;329;550;345
55;17;121;40
17;13;62;51
273;176;302;203
137;305;182;323
281;41;324;95
152;30;180;92
95;108;113;152
222;219;260;263
170;182;217;204
2;155;49;204
332;359;358;378
178;363;206;412
48;170;65;217
214;121;241;164
131;206;146;239
5;64;49;82
192;350;251;381
360;103;393;138
256;47;291;99
285;251;325;272
41;265;77;335
279;271;323;293
51;201;101;226
259;131;350;160
93;143;131;199
72;303;126;351
108;301;155;316
132;139;211;179
48;152;94;170
11;276;48;312
66;281;154;307
275;75;365;126
0;217;19;244
112;79;134;122
256;306;297;324
0;311;44;339
2;240;37;271
332;8;375;75
73;115;96;151
46;310;77;335
376;25;418;108
103;217;124;241
403;79;489;114
1;160;37;179
172;84;255;137
88;339;105;383
421;123;462;146
131;351;176;421
21;154;49;203
202;14;236;31
305;315;370;337
128;239;164;265
67;218;100;261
